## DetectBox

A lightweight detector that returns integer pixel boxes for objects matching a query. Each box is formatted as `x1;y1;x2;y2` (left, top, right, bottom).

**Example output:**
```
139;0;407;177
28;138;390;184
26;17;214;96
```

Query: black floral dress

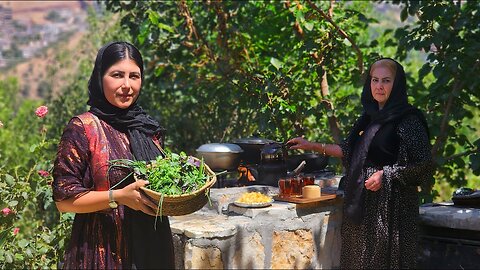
339;114;433;269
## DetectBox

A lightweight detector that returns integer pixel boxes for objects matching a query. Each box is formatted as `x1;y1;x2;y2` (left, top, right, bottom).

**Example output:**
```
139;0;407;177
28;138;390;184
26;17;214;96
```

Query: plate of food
234;191;274;208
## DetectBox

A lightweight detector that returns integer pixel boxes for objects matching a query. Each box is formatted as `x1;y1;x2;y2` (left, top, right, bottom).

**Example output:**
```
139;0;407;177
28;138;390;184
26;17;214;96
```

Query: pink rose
35;106;48;118
13;227;20;235
2;207;12;216
38;170;50;177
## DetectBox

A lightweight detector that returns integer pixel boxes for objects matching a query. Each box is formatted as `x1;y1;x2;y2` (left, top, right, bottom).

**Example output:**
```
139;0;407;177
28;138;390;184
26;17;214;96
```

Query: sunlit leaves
270;57;284;70
391;1;480;195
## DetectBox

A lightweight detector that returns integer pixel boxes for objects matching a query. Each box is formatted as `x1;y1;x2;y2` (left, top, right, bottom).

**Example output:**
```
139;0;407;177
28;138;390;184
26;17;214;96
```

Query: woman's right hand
286;137;313;151
116;180;159;216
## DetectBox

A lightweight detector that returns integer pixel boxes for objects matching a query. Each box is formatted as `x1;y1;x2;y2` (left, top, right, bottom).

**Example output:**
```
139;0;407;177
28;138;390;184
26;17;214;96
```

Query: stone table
170;184;343;269
417;202;480;269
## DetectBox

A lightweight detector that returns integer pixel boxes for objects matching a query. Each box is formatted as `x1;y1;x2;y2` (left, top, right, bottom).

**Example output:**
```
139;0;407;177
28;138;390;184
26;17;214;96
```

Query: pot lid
261;141;283;152
232;137;275;145
196;143;244;153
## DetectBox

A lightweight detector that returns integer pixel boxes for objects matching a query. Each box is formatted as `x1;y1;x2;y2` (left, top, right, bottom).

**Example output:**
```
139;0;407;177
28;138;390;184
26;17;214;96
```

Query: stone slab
170;213;237;238
419;204;480;231
228;201;296;219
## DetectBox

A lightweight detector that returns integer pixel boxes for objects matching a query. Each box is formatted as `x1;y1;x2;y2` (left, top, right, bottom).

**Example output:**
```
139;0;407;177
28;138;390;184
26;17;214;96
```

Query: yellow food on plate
236;192;272;204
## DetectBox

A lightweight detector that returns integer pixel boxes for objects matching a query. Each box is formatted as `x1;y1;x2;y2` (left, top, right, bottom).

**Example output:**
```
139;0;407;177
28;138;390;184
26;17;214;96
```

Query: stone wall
170;185;343;269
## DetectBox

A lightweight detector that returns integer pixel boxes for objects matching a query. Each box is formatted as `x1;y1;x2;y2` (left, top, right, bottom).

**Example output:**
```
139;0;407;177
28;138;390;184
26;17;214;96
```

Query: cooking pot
261;142;288;163
258;162;287;187
196;143;244;171
232;137;275;164
286;152;329;173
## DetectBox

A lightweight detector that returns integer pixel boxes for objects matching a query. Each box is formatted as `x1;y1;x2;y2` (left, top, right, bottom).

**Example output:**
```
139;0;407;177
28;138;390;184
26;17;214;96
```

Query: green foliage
0;77;73;269
104;1;381;158
388;0;480;200
0;7;130;269
109;151;208;195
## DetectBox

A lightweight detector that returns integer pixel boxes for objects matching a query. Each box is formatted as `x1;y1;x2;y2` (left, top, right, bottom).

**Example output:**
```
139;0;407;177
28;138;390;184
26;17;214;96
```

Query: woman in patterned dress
287;58;434;269
52;41;175;269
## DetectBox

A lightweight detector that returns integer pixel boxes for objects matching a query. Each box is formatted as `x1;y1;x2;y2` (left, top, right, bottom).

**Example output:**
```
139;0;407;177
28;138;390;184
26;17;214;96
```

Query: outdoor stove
212;161;335;189
171;140;343;268
170;175;344;269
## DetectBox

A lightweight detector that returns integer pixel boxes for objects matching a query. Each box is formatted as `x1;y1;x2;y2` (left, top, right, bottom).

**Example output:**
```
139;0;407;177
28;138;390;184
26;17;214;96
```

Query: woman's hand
116;180;159;216
286;137;313;151
365;170;383;192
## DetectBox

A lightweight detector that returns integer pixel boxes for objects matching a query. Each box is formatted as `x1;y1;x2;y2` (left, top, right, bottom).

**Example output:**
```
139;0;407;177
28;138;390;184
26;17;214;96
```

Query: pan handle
287;160;306;177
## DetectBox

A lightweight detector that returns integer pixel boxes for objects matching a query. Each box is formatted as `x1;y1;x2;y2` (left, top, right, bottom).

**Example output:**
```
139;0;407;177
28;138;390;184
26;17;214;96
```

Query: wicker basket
138;160;217;216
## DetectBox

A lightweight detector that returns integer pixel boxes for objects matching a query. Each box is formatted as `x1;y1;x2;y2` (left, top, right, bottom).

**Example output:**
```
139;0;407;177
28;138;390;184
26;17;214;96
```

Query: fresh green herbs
109;150;212;226
109;150;209;196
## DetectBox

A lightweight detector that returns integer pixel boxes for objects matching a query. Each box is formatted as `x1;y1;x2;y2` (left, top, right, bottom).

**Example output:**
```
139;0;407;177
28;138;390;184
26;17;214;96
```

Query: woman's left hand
365;170;383;192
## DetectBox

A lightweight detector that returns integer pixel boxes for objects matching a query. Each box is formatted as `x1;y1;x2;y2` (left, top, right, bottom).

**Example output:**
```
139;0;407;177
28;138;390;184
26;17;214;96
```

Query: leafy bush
0;78;72;269
0;7;135;268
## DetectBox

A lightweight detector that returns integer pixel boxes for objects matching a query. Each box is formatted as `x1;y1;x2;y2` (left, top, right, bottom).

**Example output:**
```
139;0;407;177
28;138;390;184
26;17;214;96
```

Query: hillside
0;1;93;99
4;31;87;99
3;1;87;24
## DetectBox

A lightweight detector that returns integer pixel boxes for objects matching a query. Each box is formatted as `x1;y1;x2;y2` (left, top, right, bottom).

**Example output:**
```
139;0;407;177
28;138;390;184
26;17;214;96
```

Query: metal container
258;162;287;187
286;153;329;173
261;142;288;163
196;143;244;171
232;137;275;164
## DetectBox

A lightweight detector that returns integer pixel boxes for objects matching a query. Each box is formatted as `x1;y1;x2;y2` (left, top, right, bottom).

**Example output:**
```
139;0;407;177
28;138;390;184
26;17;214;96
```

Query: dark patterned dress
52;113;173;269
339;114;433;269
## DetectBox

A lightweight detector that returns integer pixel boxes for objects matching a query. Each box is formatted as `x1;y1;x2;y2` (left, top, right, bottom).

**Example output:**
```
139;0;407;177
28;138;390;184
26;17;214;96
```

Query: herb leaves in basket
109;150;211;225
109;150;208;196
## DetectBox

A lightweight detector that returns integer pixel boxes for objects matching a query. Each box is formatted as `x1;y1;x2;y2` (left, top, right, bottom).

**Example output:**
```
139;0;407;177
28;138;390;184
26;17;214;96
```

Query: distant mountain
0;1;96;99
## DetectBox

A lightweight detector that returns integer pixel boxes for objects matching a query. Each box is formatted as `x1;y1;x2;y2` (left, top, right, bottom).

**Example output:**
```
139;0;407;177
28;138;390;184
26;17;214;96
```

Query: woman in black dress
288;58;434;269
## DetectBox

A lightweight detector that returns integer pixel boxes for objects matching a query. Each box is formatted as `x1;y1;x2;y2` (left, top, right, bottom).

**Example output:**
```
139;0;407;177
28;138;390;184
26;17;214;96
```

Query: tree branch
178;0;215;61
305;0;363;73
320;70;341;143
445;148;479;162
432;59;480;158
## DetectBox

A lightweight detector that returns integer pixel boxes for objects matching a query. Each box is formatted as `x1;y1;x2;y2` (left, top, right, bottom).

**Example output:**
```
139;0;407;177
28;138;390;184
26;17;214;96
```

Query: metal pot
196;143;244;171
286;153;329;173
261;142;288;163
232;137;275;164
258;162;287;187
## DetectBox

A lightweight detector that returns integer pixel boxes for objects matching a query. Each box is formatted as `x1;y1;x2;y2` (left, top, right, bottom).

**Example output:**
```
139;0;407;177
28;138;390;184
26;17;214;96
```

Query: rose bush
35;106;49;118
0;80;73;269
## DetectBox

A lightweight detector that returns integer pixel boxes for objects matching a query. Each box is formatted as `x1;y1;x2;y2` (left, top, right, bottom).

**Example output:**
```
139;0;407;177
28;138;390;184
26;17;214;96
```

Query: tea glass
291;176;303;197
278;178;292;197
302;175;315;186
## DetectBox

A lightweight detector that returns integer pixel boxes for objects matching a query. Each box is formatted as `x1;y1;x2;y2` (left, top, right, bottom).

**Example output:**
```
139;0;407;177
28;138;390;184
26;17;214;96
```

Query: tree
104;0;382;158
388;0;480;194
104;1;480;201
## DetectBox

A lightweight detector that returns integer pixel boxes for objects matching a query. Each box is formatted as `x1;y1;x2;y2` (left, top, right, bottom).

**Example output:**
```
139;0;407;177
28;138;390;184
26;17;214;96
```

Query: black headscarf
343;58;429;224
87;41;166;161
88;41;174;269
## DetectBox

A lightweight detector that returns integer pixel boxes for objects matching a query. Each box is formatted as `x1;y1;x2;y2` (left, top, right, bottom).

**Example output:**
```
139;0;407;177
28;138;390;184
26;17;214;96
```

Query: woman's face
102;58;142;109
370;66;394;109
